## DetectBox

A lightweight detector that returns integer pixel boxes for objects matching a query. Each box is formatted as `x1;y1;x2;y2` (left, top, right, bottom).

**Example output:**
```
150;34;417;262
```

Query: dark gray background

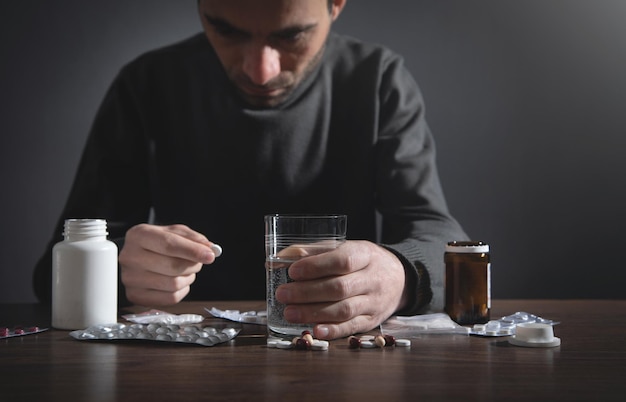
2;0;625;303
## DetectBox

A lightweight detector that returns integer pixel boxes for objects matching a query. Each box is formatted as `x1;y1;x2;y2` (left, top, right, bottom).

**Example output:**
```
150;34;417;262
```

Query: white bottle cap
509;323;561;348
445;241;489;253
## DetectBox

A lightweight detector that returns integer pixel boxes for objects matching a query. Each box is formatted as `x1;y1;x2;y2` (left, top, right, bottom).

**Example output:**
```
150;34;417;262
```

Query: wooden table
1;300;625;401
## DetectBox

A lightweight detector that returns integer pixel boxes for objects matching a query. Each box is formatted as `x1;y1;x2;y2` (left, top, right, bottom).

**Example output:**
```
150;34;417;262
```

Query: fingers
313;316;379;340
275;240;407;340
119;223;221;306
122;265;198;306
124;283;193;307
125;223;217;265
287;241;370;281
277;241;379;304
283;296;381;340
275;272;370;304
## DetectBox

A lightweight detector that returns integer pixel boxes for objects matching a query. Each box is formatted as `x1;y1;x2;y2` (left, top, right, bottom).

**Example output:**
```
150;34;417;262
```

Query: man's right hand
118;224;219;306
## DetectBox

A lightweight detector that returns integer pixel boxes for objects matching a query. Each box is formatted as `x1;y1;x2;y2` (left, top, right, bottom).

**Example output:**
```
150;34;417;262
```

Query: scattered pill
276;340;294;349
395;339;411;347
348;336;361;349
295;338;310;350
383;335;396;346
374;335;386;348
311;340;329;351
360;340;377;349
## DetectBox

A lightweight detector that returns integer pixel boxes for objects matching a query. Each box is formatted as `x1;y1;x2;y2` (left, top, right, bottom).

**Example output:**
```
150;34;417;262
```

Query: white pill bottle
52;219;118;329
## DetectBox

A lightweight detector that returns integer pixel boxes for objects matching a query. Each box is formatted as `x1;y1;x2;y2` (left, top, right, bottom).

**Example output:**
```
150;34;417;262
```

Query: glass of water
264;214;347;339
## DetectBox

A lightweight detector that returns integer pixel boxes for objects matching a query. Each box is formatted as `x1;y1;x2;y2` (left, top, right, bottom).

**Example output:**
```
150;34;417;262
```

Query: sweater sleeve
375;54;469;314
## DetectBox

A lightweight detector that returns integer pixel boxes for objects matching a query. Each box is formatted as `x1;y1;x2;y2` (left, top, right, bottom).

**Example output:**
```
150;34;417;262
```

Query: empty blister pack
70;322;240;346
205;307;267;325
470;311;559;337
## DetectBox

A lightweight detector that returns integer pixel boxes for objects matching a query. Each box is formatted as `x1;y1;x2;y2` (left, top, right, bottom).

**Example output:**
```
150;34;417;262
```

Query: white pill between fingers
211;244;223;257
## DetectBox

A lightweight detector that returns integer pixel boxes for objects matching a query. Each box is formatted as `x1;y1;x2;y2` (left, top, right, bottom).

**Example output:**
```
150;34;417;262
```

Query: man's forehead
200;0;326;32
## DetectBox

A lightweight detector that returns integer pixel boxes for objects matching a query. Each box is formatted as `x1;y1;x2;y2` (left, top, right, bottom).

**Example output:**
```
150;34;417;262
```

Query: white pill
267;340;278;348
472;324;486;332
276;340;293;349
395;339;411;347
311;340;329;351
360;340;376;349
211;244;223;257
374;335;386;348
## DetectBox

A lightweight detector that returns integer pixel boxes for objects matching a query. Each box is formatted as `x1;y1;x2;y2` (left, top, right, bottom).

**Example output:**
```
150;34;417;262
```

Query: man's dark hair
198;0;335;14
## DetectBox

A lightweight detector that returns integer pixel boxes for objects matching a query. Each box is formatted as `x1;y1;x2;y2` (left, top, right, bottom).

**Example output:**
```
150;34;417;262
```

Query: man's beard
229;44;325;109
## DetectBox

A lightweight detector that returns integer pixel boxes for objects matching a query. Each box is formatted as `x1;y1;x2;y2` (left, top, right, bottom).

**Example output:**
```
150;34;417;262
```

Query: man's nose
242;44;281;85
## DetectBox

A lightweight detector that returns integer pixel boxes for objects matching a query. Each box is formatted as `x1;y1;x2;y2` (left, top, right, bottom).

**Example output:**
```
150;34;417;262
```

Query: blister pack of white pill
122;309;204;325
70;322;240;346
470;311;559;337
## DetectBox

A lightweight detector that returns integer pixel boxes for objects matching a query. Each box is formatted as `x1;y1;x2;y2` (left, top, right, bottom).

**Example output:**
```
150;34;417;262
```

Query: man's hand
274;240;407;340
119;224;219;306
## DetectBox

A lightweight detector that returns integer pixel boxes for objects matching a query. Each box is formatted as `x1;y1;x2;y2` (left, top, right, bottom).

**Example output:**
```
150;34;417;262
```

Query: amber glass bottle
444;241;490;325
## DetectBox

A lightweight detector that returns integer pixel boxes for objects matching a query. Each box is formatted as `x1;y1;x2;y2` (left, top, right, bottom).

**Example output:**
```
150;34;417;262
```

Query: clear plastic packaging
205;307;267;325
382;313;471;337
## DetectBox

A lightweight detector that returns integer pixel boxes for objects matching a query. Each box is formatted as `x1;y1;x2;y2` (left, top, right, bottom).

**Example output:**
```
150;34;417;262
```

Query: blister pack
70;322;240;346
1;326;48;339
470;311;559;337
122;309;204;325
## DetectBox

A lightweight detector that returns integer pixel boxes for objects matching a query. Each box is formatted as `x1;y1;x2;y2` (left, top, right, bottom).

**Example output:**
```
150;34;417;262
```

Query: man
34;0;467;340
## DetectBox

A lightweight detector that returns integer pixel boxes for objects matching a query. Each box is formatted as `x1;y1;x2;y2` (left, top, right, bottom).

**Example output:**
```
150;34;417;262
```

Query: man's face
198;0;344;108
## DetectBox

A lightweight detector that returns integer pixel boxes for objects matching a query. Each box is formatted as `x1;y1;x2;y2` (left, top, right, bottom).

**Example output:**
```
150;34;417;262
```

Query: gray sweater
34;32;467;313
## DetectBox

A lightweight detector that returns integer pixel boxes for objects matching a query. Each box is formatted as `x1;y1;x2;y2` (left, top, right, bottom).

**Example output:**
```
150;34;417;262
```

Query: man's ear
331;0;347;21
